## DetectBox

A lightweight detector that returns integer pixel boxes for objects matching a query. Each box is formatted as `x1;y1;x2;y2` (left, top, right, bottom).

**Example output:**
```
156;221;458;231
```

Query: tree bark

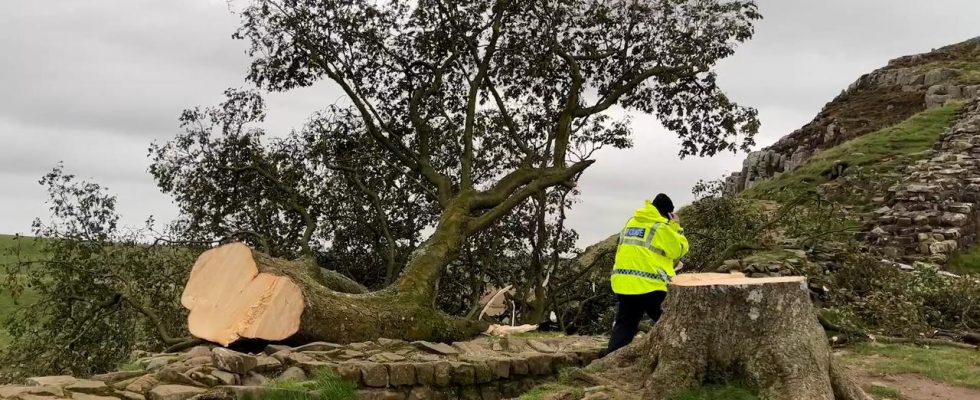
590;273;871;400
181;243;487;346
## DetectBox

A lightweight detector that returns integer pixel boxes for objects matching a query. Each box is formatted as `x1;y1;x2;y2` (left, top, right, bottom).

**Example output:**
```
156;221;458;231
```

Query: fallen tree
182;242;487;345
164;0;761;345
590;273;871;400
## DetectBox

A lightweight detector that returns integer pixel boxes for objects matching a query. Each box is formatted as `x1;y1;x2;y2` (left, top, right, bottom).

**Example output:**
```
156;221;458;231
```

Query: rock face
725;38;980;195
0;336;604;400
863;99;980;264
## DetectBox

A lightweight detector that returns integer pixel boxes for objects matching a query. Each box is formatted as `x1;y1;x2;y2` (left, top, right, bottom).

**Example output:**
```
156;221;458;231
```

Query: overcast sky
1;1;978;247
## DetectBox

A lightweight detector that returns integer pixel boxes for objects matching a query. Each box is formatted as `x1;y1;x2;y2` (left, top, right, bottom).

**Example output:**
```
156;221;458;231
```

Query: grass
742;102;962;202
913;60;980;85
0;234;46;347
947;245;980;275
519;383;585;400
512;331;567;339
867;384;903;400
841;343;980;389
671;385;758;400
245;368;357;400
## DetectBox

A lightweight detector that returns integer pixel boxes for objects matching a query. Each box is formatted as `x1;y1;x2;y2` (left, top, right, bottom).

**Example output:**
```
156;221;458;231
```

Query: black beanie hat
652;193;674;217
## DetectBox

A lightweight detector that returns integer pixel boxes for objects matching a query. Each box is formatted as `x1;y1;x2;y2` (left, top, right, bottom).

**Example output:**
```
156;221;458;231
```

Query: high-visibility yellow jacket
610;200;689;295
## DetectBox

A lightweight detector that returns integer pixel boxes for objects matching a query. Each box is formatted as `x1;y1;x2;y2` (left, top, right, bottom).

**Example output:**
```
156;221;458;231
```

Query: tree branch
485;75;534;156
574;65;698;117
461;6;505;189
121;294;189;346
549;36;585;167
325;163;401;285
467;160;593;234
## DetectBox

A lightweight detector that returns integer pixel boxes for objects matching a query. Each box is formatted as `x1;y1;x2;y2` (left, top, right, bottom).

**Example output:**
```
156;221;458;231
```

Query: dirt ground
853;373;980;400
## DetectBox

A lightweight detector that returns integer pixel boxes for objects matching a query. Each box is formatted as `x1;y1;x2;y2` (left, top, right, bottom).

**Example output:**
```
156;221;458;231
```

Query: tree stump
592;273;870;400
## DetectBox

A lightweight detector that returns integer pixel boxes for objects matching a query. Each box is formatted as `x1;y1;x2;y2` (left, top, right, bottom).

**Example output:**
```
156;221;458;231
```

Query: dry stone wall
0;336;604;400
863;99;980;264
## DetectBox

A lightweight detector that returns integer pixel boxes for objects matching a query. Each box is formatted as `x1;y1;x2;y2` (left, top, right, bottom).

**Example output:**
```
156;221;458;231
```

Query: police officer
606;193;689;354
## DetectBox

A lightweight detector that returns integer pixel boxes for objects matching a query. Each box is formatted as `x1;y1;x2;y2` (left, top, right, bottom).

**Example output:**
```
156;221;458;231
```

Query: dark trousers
606;291;667;353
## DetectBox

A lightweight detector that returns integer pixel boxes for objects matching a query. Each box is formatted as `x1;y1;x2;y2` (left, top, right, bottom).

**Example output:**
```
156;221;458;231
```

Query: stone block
458;386;481;400
527;354;553;375
278;366;307;382
480;383;502;400
336;363;362;384
433;361;453;387
450;362;476;385
361;362;388;388
527;340;556;353
407;387;434;400
182;346;211;360
929;240;958;254
473;362;493;384
253;355;282;373
414;362;435;386
0;386;65;398
486;358;510;379
264;344;292;355
153;368;202;387
125;375;160;394
26;376;78;387
271;349;293;363
147;385;206;400
387;363;416;386
356;389;406;400
412;341;459;355
241;371;269;386
67;393;120;400
510;358;529;376
91;371;145;384
211;348;257;375
941;212;969;226
294;342;345;352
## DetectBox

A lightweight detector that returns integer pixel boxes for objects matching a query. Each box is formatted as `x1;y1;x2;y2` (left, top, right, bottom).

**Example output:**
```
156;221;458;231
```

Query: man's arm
658;219;689;259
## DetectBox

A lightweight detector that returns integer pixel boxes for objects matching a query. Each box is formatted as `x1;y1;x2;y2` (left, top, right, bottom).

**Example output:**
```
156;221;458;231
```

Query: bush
827;252;980;336
0;166;197;381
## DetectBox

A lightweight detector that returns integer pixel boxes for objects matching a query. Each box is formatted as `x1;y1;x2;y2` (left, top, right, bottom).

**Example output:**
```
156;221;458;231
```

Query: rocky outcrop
863;99;980;264
0;336;604;400
726;38;980;194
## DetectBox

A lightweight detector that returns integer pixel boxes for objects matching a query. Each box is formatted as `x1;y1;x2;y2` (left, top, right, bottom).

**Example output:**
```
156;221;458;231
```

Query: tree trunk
591;273;871;400
181;242;487;346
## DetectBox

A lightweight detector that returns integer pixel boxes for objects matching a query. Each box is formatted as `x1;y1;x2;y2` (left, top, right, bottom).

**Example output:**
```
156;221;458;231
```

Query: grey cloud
2;0;980;248
0;0;249;136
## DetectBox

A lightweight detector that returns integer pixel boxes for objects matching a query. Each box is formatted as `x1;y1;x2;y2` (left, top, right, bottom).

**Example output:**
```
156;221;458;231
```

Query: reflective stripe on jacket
610;200;689;295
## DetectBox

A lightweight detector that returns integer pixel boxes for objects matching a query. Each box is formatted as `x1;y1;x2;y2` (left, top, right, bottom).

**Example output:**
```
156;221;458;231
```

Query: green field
0;234;45;347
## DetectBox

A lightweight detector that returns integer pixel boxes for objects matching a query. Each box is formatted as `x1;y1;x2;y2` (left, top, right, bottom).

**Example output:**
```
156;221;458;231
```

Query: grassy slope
947;245;980;275
741;102;962;202
0;235;45;347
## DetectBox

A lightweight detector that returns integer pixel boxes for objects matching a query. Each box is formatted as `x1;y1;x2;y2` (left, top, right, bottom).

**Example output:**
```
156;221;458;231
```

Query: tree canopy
157;0;761;298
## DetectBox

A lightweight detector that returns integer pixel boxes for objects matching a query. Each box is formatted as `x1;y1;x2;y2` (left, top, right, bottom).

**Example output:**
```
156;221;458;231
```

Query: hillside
726;37;980;195
722;37;980;271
